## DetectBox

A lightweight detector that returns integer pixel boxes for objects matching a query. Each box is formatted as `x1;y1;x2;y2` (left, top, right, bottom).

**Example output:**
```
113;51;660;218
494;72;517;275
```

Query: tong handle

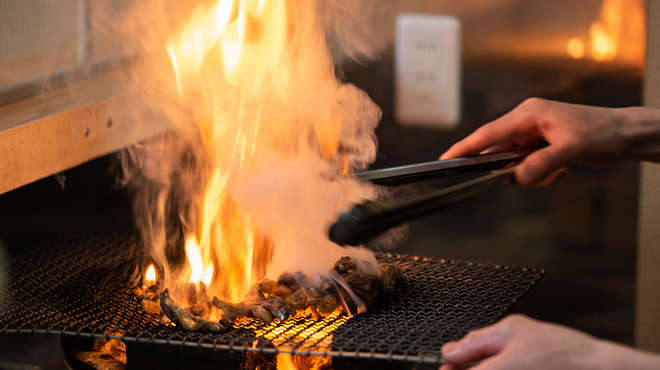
329;167;518;246
352;149;533;186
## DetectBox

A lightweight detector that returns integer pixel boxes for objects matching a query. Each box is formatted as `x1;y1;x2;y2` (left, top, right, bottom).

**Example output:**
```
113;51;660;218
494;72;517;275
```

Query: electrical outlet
395;14;461;129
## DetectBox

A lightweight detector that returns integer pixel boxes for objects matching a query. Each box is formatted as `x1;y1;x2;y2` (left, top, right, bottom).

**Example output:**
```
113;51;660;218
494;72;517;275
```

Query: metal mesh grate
0;234;544;364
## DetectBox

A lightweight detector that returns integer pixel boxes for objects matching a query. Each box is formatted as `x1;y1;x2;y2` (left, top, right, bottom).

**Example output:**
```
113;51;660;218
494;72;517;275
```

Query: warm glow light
567;0;645;65
166;0;236;92
590;22;616;61
588;0;645;63
589;0;621;62
277;354;297;370
185;235;205;284
567;38;584;59
165;0;305;303
157;0;380;315
145;265;156;285
130;3;384;366
203;262;214;287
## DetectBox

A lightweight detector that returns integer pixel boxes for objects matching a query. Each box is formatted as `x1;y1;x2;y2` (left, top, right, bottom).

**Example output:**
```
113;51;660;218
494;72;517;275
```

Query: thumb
441;325;510;364
516;145;574;186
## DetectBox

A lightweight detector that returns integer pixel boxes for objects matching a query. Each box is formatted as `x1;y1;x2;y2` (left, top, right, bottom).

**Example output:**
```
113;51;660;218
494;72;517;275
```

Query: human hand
439;314;660;370
440;98;660;186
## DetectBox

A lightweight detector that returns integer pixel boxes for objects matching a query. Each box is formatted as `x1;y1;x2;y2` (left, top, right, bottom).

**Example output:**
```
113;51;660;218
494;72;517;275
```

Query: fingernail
518;166;539;185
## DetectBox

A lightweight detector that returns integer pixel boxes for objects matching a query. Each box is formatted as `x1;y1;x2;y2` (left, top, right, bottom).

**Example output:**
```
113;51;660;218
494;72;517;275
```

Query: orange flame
163;0;370;304
166;0;290;302
277;354;297;370
144;264;156;286
130;2;384;367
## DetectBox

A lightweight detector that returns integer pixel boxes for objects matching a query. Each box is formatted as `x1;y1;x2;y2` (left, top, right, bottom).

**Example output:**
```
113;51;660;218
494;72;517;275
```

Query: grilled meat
151;256;403;331
160;289;224;332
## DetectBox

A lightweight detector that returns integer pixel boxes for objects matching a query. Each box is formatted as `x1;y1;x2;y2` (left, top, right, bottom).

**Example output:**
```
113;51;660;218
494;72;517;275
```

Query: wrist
584;339;660;370
618;107;660;163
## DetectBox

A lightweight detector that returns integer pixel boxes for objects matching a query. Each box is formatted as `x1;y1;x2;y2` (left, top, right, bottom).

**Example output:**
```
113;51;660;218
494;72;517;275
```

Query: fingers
440;100;542;160
479;143;516;155
533;167;573;187
468;355;517;370
515;145;576;186
441;322;511;364
440;123;515;159
439;363;464;370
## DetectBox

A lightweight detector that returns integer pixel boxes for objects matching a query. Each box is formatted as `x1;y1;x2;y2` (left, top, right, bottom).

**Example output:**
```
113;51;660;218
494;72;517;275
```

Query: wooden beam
0;72;171;195
636;0;660;352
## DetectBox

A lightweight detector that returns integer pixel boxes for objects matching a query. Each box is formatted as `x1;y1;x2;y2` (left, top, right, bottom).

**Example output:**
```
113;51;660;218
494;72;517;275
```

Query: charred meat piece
154;257;402;330
304;287;321;306
381;263;403;281
280;304;297;320
277;271;304;291
160;289;224;332
344;272;384;308
242;285;266;305
265;296;287;308
341;263;402;310
273;285;293;301
187;283;198;305
289;289;309;310
187;282;212;318
380;264;403;296
333;256;358;273
212;297;252;325
257;278;279;295
317;295;338;316
251;305;274;325
262;296;296;321
212;296;288;325
141;285;161;315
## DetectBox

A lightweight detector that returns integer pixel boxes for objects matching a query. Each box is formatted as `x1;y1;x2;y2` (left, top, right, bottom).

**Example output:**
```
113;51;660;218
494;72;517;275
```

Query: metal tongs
328;148;535;246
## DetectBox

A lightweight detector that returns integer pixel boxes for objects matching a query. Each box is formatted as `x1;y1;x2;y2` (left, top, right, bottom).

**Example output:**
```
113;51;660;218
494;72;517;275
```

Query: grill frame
0;234;545;365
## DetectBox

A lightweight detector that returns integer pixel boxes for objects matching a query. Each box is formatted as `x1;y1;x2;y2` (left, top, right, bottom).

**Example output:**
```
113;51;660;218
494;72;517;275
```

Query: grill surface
0;234;544;365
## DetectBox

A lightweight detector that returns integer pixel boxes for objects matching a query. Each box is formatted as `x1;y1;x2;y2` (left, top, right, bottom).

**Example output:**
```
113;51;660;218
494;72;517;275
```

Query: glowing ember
277;354;298;370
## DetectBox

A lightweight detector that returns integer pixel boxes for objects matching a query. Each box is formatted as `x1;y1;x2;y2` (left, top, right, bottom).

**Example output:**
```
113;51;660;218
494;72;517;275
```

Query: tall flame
122;0;382;304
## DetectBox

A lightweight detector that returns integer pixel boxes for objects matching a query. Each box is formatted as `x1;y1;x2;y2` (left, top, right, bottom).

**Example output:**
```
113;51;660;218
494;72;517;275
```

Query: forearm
619;106;660;163
586;339;660;370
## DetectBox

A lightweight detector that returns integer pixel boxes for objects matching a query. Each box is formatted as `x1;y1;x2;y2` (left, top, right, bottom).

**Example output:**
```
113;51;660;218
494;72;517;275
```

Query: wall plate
395;13;461;129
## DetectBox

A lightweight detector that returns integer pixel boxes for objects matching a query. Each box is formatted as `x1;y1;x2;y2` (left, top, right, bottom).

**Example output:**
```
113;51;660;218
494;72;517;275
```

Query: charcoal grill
0;234;544;368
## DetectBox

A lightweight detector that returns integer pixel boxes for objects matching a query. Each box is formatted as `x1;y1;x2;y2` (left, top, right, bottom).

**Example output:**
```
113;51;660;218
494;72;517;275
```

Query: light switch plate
395;14;461;129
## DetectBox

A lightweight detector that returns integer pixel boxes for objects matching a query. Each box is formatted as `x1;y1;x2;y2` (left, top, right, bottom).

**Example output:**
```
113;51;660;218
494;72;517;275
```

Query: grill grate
0;234;544;365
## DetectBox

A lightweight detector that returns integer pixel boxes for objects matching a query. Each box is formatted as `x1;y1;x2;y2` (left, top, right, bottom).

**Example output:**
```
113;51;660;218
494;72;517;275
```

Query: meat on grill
155;256;402;331
159;289;224;332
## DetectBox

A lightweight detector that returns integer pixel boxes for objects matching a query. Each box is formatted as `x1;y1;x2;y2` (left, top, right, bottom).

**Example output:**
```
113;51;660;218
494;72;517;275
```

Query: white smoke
116;0;387;295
